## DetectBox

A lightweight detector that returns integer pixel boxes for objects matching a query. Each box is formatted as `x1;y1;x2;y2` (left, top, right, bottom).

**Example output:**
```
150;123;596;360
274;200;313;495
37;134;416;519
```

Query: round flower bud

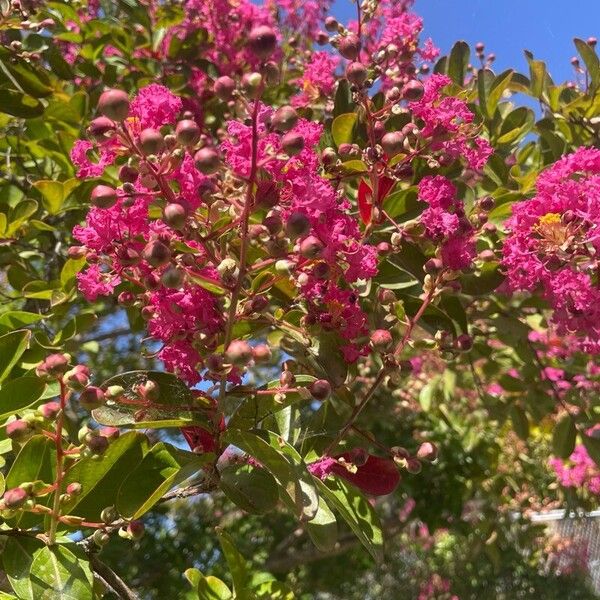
79;386;106;411
139;128;164;155
161;266;184;289
321;147;337;166
416;442;438;461
137;380;160;402
263;214;283;235
479;196;495;211
475;42;485;53
163;203;187;229
98;89;129;122
346;62;368;86
300;235;324;258
6;419;30;441
316;31;329;46
456;333;473;352
241;72;263;98
101;506;119;523
88;116;115;139
281;131;304;156
381;131;405;157
118;165;138;183
206;354;224;373
401;80;425;102
248;25;277;60
280;370;295;387
93;530;110;546
118;291;135;306
255;180;279;208
309;379;331;401
194;147;220;175
142;240;171;267
175;119;201;146
338;33;360;60
36;353;71;378
3;487;28;509
370;329;393;351
252;344;272;363
66;482;82;496
91;185;118;209
87;434;109;454
272;105;298;132
39;401;61;419
261;61;280;85
378;288;397;305
324;16;338;32
225;340;253;366
589;37;598;47
214;76;236;101
127;520;145;540
424;258;443;274
406;458;422;474
286;212;311;238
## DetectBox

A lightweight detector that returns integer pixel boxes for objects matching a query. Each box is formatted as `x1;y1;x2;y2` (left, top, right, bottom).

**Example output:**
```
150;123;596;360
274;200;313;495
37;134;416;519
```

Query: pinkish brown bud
98;89;130;122
370;329;393;351
272;105;298;132
175;119;200;145
381;131;405;157
142;240;171;267
127;519;145;540
456;333;473;352
299;235;324;259
416;442;438;461
286;212;311;238
3;487;28;509
401;80;425;102
225;340;253;366
163;203;187;229
194;147;220;175
91;185;118;209
161;266;184;288
309;379;331;401
118;165;138;183
100;426;120;441
248;25;277;60
6;419;30;440
39;401;61;419
346;62;368;86
88;116;115;139
66;482;82;496
252;344;272;362
338;34;360;60
214;76;236;101
87;434;109;454
79;386;106;411
137;380;160;402
406;458;422;473
64;365;90;391
139;128;164;155
281;131;304;156
36;353;71;379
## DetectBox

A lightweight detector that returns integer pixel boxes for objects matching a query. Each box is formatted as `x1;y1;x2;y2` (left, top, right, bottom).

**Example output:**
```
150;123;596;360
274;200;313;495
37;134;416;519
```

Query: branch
90;555;140;600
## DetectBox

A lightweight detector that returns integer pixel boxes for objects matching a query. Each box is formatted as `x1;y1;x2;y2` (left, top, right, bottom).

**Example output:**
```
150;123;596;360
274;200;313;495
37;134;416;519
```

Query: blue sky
331;0;600;84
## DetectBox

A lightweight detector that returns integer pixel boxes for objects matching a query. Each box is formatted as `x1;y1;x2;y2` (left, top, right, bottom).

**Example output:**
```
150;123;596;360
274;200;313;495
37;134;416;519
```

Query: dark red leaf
331;453;400;496
377;176;395;203
358;179;373;225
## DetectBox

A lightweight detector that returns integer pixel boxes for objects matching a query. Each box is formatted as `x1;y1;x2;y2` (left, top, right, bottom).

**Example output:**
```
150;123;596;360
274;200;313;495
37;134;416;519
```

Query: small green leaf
117;441;210;518
60;257;86;290
552;415;577;459
447;41;470;85
316;478;383;562
331;113;357;147
582;434;600;467
0;89;44;118
307;496;338;552
0;311;43;332
510;405;529;440
220;464;279;514
0;377;46;419
217;530;250;600
333;79;354;117
487;69;514;115
0;329;31;383
497;107;535;144
574;38;600;92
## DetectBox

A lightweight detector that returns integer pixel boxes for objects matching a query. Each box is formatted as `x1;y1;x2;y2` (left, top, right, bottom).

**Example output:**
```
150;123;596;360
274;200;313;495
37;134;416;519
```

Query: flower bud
346;62;368;86
36;353;71;379
66;482;82;496
475;42;485;53
101;506;119;523
299;235;324;258
281;131;304;156
321;147;337;166
456;333;473;352
261;61;280;85
263;214;283;235
248;25;277;60
98;89;129;122
127;520;145;540
3;487;28;509
338;33;360;60
163;203;187;229
175;119;201;146
118;165;138;184
6;419;30;441
324;16;338;32
424;258;443;274
194;147;220;175
142;240;171;267
88;116;115;139
280;370;295;387
241;72;263;98
93;529;110;546
137;380;160;402
252;344;272;362
406;458;422;474
87;434;109;454
378;288;396;305
286;212;311;238
381;131;405;157
161;266;184;288
416;442;438;461
225;340;253;366
272;105;298;133
214;76;236;101
39;401;61;419
370;329;393;351
118;291;135;306
401;80;425;102
309;379;331;401
79;386;106;411
139;128;164;155
91;185;118;209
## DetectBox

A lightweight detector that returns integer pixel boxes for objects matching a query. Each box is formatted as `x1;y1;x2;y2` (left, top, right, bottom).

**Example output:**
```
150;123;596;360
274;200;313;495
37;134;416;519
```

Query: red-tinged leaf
376;176;395;203
181;415;224;453
358;180;372;225
331;453;400;496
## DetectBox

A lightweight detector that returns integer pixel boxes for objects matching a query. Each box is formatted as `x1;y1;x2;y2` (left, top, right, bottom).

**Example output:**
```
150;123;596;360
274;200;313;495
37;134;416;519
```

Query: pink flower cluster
418;176;476;271
550;443;600;495
503;147;600;353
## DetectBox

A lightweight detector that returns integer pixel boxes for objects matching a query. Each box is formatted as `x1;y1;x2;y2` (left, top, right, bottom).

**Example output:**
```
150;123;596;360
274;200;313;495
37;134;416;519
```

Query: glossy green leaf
552;415;577;460
510;405;529;440
574;38;600;92
316;478;383;562
582;434;600;467
117;441;210;519
307;496;338;552
220;464;280;514
0;377;46;419
0;329;31;383
3;536;45;600
217;529;250;600
447;41;470;85
331;113;357;147
0;89;44;118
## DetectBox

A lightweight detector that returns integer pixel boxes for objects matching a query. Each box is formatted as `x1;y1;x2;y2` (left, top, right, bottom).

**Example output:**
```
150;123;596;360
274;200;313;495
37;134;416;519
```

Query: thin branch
90;555;140;600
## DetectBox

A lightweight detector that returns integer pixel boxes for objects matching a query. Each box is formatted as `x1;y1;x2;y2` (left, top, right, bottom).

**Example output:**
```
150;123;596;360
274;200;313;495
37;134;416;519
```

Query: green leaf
220;464;280;514
3;536;45;600
582;434;600;467
487;69;514;115
92;370;212;429
307;496;338;552
254;580;294;599
447;41;470;85
117;441;210;519
0;377;46;419
62;431;148;520
217;530;250;600
0;312;43;332
45;44;75;80
33;180;78;215
510;405;529;440
526;55;548;98
333;79;354;117
0;329;31;383
497;107;535;144
0;54;52;98
29;545;93;599
224;429;319;520
186;568;234;600
60;257;86;290
552;415;577;459
331;113;357;147
0;89;44;118
574;38;600;92
313;333;348;388
316;478;383;562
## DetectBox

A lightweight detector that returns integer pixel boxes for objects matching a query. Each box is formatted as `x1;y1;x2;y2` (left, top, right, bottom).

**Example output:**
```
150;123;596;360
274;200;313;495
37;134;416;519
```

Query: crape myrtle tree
0;0;599;597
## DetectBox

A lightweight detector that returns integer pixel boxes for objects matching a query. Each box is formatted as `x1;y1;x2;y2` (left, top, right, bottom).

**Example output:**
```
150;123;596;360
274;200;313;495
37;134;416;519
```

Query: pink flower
130;84;183;129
